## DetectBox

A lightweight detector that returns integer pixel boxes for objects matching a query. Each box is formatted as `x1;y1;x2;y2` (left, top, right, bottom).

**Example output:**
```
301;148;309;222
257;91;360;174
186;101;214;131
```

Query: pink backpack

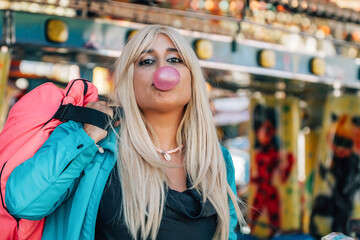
0;79;110;240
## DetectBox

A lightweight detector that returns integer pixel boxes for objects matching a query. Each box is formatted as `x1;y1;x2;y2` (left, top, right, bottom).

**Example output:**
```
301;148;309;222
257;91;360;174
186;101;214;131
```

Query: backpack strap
53;104;123;130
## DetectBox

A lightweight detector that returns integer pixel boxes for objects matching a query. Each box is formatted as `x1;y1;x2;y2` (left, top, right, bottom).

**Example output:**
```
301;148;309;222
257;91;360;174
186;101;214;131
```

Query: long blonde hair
111;25;244;240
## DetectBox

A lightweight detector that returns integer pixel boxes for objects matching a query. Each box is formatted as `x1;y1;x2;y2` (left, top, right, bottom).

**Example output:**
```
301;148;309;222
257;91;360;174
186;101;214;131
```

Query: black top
95;167;217;240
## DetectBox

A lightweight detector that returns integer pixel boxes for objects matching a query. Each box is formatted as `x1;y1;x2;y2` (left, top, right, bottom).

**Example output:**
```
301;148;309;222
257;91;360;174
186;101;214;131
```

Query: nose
157;58;168;68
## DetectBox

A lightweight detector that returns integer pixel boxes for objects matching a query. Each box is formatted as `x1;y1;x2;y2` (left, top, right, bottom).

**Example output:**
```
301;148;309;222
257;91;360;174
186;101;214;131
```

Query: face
133;34;192;114
256;120;276;145
333;145;352;158
332;135;353;158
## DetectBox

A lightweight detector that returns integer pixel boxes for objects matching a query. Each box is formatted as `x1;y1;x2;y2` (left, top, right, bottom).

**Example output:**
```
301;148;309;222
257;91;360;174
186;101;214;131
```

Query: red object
250;147;295;234
153;66;180;91
0;79;99;240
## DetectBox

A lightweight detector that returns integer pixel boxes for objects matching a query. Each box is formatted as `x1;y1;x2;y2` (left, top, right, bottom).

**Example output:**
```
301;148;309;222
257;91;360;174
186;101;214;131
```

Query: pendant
163;152;171;161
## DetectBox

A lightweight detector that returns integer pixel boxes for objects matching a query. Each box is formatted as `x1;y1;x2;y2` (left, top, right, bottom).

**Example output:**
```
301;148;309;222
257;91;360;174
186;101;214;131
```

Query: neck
143;109;184;150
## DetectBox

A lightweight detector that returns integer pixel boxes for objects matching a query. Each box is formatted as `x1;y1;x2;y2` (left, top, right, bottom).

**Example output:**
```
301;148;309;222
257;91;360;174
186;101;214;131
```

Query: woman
5;25;244;239
250;104;293;236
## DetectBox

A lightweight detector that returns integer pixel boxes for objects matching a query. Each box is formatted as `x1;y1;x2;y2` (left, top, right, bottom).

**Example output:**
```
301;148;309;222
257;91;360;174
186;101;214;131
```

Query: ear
331;113;338;122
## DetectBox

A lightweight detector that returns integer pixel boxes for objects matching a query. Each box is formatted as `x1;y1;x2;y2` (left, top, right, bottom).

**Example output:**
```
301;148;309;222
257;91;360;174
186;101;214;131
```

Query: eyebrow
141;48;179;54
167;48;179;53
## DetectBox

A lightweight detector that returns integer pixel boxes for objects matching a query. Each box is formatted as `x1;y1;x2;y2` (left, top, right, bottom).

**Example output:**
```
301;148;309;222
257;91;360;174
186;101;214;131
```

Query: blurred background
0;0;360;239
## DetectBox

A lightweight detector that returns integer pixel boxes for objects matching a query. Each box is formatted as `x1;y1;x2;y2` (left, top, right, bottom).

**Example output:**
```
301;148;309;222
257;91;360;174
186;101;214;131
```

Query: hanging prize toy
153;66;180;91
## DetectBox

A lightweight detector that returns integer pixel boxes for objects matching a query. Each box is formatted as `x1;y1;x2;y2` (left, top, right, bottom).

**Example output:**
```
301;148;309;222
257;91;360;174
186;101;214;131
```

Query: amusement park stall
1;0;360;239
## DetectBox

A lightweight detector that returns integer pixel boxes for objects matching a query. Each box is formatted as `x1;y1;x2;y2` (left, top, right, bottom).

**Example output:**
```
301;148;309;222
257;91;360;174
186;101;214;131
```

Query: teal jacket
6;121;238;239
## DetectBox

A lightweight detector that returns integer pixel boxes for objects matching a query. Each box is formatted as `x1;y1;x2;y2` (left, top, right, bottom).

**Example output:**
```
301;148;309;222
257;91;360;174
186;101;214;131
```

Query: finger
86;101;113;118
86;101;96;107
106;109;114;118
102;105;113;117
114;120;121;127
96;102;113;116
98;101;107;105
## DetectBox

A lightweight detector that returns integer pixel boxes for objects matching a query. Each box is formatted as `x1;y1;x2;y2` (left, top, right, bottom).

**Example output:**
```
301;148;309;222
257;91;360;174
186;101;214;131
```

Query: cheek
133;72;149;106
133;85;143;103
133;69;153;90
133;80;142;101
181;70;192;92
134;70;147;86
182;77;192;104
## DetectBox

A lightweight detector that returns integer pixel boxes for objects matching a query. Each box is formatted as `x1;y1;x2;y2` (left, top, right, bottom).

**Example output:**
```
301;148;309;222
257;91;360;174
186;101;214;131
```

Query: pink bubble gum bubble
153;66;180;91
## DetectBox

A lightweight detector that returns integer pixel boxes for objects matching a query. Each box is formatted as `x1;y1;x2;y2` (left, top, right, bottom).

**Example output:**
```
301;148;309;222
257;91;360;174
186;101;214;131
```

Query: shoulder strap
53;105;123;130
54;79;124;130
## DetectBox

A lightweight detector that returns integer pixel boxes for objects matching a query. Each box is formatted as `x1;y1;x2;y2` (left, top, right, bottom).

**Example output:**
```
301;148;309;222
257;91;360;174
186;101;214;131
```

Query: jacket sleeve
221;146;238;240
5;121;98;220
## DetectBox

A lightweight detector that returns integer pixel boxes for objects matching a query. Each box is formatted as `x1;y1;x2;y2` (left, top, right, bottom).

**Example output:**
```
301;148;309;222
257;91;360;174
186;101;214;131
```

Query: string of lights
1;0;359;58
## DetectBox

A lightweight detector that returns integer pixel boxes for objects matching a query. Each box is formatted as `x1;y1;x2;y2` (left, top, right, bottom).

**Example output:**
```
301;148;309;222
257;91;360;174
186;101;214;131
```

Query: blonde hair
110;25;244;240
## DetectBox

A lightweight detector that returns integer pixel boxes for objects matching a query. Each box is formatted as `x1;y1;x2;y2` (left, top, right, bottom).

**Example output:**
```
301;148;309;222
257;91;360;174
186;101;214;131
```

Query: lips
151;82;169;91
152;82;168;91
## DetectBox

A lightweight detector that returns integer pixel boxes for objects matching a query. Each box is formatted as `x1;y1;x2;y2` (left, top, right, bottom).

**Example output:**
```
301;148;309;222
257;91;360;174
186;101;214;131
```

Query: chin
157;103;187;113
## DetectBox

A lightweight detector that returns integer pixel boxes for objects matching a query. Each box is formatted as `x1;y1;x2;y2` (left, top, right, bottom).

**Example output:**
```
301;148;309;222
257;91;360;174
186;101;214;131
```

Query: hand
83;101;113;143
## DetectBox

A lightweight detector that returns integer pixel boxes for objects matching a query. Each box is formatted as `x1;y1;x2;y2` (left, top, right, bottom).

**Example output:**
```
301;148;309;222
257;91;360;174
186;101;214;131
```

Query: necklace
155;145;184;161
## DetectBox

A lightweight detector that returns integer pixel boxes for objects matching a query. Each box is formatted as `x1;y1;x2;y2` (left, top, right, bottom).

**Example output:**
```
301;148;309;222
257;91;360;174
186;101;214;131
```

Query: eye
167;57;183;64
139;58;155;66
